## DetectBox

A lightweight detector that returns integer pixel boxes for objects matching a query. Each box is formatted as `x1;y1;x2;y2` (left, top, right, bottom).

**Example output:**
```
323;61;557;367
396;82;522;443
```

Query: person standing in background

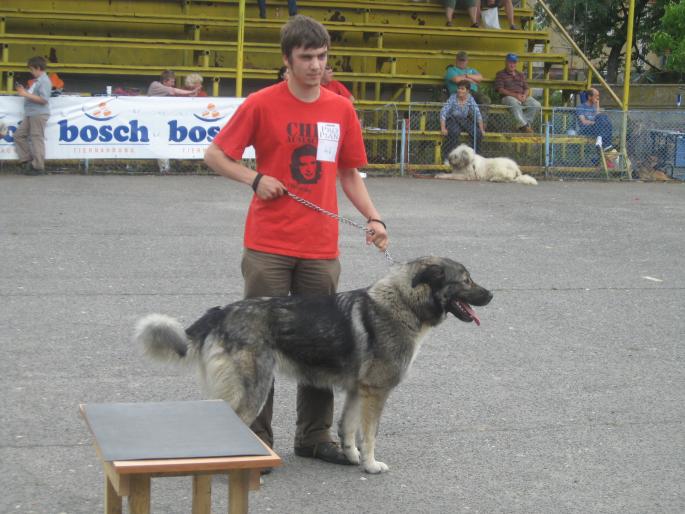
321;65;354;101
14;56;52;175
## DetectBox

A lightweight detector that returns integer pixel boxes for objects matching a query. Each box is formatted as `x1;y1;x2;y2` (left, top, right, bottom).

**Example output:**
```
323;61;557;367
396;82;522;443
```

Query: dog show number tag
316;122;340;163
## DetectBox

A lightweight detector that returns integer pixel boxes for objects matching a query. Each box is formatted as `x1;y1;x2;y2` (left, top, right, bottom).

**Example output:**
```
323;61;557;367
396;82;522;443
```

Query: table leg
228;470;250;514
128;475;151;514
192;474;212;514
249;469;261;491
104;475;122;514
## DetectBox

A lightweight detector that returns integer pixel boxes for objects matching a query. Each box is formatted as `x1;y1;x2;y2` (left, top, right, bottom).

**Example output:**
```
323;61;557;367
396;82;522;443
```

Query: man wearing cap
494;53;541;133
444;51;491;121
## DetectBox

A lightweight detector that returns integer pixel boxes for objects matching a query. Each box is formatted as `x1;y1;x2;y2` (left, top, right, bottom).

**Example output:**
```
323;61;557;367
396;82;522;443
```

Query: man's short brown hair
27;56;47;70
160;70;176;83
280;15;330;60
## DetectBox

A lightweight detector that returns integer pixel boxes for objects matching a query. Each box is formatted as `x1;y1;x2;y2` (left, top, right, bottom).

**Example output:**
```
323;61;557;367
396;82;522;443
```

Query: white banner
0;96;255;160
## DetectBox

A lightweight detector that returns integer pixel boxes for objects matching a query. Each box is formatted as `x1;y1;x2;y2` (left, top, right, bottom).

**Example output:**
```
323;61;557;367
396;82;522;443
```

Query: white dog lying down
446;144;538;185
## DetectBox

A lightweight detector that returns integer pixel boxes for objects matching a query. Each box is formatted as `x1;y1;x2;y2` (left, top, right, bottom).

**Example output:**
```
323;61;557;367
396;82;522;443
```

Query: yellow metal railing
535;0;624;109
236;0;246;97
536;0;637;179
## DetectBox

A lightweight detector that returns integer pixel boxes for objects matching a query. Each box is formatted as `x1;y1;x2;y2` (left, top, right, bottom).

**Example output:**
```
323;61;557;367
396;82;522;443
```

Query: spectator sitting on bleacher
444;51;491;124
478;0;519;30
258;0;297;19
576;88;613;151
321;65;354;101
494;53;540;133
444;0;480;27
440;80;484;161
184;73;208;97
148;70;200;97
148;70;200;173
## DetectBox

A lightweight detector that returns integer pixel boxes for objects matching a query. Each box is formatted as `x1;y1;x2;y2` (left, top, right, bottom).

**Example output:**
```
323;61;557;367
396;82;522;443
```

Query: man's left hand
366;220;389;251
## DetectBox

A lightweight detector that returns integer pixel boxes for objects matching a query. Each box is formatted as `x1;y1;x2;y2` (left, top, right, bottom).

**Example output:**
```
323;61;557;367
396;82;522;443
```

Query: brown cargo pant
241;248;341;449
14;114;50;171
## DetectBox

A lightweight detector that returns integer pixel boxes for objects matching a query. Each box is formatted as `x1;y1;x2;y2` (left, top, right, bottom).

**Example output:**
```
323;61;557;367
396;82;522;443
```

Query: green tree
538;0;668;83
652;1;685;73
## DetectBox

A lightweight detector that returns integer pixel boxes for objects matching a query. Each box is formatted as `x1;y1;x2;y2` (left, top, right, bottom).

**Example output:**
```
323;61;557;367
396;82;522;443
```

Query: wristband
367;218;386;229
251;172;263;192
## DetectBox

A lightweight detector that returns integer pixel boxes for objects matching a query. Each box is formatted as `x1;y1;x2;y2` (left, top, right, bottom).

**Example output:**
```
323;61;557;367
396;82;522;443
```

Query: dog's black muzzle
447;285;492;325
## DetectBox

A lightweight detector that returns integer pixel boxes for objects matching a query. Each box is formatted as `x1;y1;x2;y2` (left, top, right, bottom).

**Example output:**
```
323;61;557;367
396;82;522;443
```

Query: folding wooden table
80;400;282;514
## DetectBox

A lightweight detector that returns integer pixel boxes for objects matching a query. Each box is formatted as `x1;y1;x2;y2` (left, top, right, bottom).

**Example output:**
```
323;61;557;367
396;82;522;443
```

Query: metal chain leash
286;190;397;265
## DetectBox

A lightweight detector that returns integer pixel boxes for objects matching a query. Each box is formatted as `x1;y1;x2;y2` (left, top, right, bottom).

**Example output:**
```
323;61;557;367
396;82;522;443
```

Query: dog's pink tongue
460;301;481;326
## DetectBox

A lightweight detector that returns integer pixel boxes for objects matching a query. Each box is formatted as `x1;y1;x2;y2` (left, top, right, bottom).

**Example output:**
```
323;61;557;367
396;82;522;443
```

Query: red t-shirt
213;82;367;259
322;80;353;100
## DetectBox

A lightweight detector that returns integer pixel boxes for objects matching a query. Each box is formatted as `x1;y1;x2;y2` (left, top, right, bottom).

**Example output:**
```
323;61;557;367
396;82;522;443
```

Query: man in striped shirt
494;53;541;133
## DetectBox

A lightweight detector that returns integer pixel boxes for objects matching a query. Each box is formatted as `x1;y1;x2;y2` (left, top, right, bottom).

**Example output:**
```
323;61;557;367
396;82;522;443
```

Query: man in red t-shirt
321;65;355;101
204;15;388;466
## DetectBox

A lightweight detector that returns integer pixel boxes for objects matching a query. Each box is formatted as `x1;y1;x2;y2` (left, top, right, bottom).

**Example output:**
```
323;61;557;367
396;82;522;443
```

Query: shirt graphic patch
290;144;322;184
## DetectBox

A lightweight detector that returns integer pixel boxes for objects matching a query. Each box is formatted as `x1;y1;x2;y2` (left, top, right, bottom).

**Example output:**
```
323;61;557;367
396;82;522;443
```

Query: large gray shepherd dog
134;256;492;474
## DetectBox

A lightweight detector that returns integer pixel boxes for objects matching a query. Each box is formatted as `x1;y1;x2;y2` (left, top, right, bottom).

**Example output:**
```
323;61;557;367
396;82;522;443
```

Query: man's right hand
254;174;287;200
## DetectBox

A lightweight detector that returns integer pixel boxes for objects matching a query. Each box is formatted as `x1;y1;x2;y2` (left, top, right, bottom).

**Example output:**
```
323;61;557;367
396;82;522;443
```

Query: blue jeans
443;115;483;159
579;114;613;149
258;0;297;17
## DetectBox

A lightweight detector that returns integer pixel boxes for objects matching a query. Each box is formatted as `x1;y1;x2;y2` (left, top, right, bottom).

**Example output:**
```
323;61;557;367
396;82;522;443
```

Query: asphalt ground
1;174;683;514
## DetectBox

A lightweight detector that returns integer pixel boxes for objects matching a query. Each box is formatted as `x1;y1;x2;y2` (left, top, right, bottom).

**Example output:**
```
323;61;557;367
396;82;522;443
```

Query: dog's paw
363;460;389;474
343;445;360;465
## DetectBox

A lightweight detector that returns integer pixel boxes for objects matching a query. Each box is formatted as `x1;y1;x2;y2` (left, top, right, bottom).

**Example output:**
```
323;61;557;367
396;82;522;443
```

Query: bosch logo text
58;119;150;143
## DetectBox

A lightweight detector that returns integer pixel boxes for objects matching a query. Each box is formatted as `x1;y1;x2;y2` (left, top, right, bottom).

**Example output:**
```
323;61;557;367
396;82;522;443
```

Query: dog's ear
411;264;446;289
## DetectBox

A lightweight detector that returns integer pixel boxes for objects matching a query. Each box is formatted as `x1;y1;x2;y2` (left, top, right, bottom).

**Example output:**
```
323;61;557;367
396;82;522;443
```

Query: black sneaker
294;442;354;465
22;163;42;175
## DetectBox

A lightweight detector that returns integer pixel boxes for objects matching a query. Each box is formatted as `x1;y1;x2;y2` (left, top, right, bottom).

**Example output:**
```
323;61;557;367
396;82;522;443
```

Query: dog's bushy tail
134;314;195;362
515;174;538;185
